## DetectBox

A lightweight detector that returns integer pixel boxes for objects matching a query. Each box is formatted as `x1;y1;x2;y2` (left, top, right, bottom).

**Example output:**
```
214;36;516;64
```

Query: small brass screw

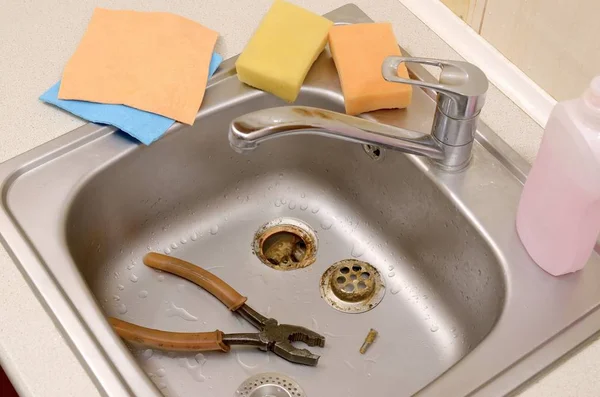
359;328;378;354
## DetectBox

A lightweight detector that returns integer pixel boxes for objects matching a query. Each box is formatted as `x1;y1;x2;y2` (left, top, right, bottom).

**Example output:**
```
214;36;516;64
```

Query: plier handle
108;253;325;366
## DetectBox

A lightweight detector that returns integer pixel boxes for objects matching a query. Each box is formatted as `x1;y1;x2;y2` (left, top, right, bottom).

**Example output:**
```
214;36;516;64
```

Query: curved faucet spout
229;106;445;160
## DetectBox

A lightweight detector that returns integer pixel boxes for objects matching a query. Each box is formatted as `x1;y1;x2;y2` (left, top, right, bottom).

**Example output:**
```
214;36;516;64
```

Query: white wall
442;0;600;101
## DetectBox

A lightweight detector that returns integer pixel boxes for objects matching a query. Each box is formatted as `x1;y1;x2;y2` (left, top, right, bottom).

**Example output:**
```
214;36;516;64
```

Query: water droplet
311;207;320;214
194;353;206;365
210;225;219;235
321;219;333;230
391;287;400;295
158;275;165;282
364;355;379;364
156;381;167;389
117;284;125;290
281;198;287;204
142;349;153;360
323;331;347;338
301;193;306;198
388;272;395;278
388;265;394;271
235;351;270;374
127;261;136;270
300;203;308;211
166;302;198;321
180;237;187;244
274;199;281;207
117;303;127;314
178;357;206;382
170;242;178;250
138;290;148;298
164;247;172;254
112;295;120;301
113;271;119;279
288;200;296;210
351;243;365;258
430;325;439;332
130;274;139;283
191;232;198;241
156;368;166;377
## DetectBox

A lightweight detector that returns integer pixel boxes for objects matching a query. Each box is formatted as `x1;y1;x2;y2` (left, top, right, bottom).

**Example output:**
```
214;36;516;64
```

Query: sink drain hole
254;218;317;271
262;232;307;266
235;372;306;397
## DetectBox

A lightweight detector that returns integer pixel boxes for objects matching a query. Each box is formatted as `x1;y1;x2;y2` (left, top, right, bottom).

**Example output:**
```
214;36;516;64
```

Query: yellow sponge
235;0;333;102
328;23;413;115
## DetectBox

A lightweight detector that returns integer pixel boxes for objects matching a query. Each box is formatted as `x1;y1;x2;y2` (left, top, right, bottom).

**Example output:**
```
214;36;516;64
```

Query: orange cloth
59;8;218;125
328;23;412;115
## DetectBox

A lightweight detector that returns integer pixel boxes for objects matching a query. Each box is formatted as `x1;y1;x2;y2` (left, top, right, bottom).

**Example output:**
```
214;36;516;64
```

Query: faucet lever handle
382;56;488;120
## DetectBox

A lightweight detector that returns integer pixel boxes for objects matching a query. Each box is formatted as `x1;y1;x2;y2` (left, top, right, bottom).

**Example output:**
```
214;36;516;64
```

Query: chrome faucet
229;57;488;169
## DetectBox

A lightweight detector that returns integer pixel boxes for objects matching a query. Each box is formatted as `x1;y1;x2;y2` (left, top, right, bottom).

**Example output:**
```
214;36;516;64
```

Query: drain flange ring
234;372;306;397
320;259;385;313
253;218;318;271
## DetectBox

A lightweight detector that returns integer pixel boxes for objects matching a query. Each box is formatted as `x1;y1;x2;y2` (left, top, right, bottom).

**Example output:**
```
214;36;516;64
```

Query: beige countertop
0;0;598;396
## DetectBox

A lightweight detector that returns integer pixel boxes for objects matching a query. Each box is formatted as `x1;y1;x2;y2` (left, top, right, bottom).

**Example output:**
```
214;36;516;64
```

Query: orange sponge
328;23;412;115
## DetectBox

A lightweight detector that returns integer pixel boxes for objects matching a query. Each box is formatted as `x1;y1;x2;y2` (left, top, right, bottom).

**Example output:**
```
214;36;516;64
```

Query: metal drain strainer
234;373;306;397
320;259;386;313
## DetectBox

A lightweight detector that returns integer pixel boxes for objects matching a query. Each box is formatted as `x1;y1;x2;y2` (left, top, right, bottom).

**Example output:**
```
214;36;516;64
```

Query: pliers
108;252;325;366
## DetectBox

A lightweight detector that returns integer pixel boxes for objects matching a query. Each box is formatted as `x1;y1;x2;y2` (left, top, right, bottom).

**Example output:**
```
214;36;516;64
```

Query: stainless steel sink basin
2;4;600;397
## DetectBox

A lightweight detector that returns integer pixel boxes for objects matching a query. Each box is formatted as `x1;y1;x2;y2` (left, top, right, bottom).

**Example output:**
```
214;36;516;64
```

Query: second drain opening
262;231;307;266
254;218;318;271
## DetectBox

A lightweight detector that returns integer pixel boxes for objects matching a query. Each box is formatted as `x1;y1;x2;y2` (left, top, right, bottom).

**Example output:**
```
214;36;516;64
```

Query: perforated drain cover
320;259;386;313
234;372;306;397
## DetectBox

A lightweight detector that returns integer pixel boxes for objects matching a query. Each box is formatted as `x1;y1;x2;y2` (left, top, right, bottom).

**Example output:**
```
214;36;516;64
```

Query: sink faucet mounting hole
363;144;383;161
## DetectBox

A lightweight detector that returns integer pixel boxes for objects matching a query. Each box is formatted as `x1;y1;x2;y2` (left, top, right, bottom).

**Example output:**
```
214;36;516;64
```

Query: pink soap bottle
516;77;600;276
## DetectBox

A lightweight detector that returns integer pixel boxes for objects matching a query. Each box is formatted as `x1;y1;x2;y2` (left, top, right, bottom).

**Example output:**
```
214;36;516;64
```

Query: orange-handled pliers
108;252;325;366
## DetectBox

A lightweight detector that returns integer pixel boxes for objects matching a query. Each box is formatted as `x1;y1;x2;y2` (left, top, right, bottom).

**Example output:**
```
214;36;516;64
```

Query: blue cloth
40;53;223;145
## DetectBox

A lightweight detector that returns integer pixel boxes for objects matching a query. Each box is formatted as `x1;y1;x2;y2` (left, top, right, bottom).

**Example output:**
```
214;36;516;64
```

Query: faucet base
433;138;474;171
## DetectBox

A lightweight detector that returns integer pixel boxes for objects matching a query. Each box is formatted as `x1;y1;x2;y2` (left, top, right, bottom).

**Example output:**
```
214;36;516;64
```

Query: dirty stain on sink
65;92;504;395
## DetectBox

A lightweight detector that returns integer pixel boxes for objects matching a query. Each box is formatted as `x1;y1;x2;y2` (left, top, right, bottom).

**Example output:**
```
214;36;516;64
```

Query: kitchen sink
2;4;600;397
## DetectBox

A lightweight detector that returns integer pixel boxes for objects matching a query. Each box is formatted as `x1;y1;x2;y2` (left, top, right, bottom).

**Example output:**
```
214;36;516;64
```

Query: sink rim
0;4;599;397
